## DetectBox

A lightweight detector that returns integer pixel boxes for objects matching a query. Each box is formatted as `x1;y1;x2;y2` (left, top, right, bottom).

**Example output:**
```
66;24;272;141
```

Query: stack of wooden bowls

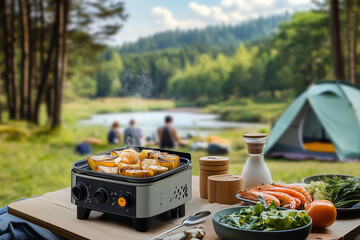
199;156;229;199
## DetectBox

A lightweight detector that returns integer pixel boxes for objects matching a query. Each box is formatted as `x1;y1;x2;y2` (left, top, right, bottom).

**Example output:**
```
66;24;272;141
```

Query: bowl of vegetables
303;174;360;218
212;197;312;240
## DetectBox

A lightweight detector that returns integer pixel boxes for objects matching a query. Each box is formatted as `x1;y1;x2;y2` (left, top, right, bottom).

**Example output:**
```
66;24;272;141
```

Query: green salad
305;176;360;208
218;196;311;231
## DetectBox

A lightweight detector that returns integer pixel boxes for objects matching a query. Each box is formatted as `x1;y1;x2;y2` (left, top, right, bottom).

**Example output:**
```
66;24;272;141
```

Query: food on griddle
87;148;180;178
159;160;178;171
87;154;117;170
111;149;139;164
95;166;119;174
140;158;160;167
124;169;154;178
118;163;141;174
138;149;154;161
143;165;168;175
148;151;161;159
158;154;180;170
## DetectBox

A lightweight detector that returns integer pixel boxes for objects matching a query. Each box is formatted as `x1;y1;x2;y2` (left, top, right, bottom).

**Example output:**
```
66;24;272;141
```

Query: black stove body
71;147;192;232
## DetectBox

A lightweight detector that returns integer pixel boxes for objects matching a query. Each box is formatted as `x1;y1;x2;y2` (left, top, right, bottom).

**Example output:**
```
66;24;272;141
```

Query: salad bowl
213;206;312;240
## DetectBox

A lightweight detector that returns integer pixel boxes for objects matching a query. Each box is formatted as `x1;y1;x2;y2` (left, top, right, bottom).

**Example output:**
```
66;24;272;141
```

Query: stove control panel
73;176;136;217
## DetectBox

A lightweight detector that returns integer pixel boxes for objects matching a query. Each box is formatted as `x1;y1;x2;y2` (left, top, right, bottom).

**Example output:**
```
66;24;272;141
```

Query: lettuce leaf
305;181;329;200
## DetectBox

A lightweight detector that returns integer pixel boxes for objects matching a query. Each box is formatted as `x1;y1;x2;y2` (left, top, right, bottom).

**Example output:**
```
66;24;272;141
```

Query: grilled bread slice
148;151;161;159
123;169;154;178
111;149;139;164
118;163;141;174
87;154;116;170
143;165;168;175
95;166;119;174
140;158;160;167
138;149;153;161
158;154;180;170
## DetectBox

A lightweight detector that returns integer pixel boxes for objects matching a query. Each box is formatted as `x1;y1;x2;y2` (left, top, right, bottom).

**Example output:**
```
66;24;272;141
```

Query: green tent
265;81;360;161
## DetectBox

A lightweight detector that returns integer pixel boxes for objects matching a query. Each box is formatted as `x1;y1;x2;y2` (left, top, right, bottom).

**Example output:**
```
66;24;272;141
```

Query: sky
109;0;316;47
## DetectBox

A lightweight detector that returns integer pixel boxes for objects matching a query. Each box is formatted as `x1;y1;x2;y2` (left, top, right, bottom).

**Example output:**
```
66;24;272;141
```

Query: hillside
119;13;291;54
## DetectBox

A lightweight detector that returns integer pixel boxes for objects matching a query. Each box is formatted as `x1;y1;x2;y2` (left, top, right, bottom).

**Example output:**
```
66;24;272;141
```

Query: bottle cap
243;133;267;138
243;133;267;154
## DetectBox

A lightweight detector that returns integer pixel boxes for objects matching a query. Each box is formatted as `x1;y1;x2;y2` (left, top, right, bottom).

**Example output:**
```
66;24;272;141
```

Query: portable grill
71;147;192;232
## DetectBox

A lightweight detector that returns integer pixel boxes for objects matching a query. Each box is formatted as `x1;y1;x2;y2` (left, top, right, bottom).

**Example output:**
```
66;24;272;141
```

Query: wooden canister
199;156;230;199
207;174;243;204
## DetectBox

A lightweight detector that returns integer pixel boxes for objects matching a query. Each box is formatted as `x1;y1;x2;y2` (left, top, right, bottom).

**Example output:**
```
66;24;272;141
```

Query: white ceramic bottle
241;133;273;189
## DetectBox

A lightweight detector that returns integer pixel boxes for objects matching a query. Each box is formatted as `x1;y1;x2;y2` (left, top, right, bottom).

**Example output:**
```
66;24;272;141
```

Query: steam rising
120;69;157;99
120;69;158;143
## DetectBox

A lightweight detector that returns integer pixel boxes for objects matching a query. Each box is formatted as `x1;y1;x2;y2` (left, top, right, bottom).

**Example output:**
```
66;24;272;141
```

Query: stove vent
168;184;188;203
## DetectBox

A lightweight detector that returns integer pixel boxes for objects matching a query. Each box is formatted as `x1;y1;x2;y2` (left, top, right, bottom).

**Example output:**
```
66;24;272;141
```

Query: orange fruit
305;200;337;228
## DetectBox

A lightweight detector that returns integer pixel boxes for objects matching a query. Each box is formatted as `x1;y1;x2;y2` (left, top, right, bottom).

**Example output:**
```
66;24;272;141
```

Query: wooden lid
199;156;229;165
243;133;267;138
208;174;242;182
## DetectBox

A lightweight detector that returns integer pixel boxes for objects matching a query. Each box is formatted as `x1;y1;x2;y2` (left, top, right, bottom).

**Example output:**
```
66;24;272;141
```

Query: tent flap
309;94;360;160
265;92;307;154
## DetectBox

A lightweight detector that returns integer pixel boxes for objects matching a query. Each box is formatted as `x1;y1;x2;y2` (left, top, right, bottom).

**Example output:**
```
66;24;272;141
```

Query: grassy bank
203;98;291;123
1;97;359;207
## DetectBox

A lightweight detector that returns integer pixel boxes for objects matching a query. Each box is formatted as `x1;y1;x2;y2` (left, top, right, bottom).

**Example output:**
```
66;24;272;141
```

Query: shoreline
162;107;202;113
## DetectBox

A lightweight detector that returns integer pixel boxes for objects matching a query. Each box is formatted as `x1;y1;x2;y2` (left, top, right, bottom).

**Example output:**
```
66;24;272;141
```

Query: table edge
7;201;88;240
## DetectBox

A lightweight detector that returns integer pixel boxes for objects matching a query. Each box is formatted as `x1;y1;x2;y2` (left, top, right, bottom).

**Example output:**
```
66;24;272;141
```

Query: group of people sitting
108;115;183;149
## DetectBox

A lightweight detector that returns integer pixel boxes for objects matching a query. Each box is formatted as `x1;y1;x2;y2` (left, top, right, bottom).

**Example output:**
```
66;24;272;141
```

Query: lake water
78;110;264;138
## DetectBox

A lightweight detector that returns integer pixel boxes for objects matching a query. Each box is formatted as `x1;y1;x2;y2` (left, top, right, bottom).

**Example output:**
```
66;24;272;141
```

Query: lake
78;109;265;138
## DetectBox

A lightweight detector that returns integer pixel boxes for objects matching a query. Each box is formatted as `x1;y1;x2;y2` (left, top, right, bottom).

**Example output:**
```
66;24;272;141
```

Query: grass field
203;98;291;123
0;97;359;208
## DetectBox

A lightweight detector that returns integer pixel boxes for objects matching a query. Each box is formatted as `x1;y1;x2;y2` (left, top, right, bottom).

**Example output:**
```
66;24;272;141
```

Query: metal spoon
149;211;211;240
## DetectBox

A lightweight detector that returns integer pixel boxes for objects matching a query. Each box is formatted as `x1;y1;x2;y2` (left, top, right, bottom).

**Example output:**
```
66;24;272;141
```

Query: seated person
124;119;144;146
108;121;122;144
157;115;182;148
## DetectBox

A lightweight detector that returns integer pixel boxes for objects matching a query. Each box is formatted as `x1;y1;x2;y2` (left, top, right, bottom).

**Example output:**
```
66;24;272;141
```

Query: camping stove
71;147;192;232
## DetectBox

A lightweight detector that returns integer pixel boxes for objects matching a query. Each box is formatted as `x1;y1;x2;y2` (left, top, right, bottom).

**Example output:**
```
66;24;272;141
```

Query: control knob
118;193;130;208
71;183;88;201
94;188;109;204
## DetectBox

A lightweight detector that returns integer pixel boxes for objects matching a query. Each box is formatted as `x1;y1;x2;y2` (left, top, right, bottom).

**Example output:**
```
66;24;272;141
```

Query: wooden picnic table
7;176;360;240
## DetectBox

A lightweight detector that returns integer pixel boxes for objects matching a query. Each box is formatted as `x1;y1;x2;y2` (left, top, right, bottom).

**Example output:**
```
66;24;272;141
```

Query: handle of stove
148;223;184;240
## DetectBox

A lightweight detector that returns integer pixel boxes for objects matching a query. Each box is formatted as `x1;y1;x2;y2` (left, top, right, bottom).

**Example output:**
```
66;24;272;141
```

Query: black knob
94;188;109;204
118;193;129;208
72;183;87;201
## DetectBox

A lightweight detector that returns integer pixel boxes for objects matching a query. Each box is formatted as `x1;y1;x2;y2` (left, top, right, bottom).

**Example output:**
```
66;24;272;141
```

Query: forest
69;2;360;105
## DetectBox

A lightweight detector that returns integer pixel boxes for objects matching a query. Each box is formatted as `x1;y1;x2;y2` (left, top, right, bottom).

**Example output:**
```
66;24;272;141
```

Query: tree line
120;14;291;54
71;14;292;99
